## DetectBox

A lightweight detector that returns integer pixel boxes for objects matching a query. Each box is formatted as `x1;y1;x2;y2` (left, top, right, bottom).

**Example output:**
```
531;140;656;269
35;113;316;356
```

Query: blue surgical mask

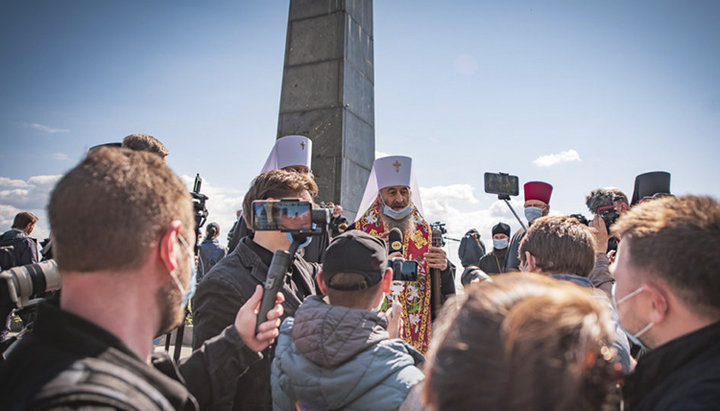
612;283;654;350
286;233;312;250
524;206;544;223
493;238;508;249
383;205;412;220
172;234;197;310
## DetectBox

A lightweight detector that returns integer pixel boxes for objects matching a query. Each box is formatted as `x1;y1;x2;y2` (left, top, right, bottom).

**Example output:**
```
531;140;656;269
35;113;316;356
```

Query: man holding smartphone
192;169;320;410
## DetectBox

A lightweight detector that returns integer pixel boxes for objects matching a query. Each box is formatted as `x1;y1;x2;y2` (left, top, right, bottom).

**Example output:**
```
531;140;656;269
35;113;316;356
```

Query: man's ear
316;271;328;296
647;284;669;324
382;268;393;293
159;220;183;272
524;251;538;272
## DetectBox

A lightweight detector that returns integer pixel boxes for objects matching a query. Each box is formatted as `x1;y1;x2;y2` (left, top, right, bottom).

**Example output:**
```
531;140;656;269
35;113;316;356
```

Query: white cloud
49;152;69;161
375;150;389;159
0;177;30;188
180;175;246;245
454;54;479;75
417;183;528;287
27;123;70;134
532;149;581;167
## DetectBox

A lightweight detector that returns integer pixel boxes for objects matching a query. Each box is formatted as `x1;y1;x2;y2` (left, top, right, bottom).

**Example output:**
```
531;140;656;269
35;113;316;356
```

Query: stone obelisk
277;0;374;218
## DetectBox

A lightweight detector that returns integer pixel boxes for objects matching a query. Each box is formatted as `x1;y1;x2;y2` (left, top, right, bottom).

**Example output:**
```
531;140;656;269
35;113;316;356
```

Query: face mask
493;238;509;249
383;205;412;220
170;234;197;310
286;233;312;250
612;283;654;350
524;206;544;223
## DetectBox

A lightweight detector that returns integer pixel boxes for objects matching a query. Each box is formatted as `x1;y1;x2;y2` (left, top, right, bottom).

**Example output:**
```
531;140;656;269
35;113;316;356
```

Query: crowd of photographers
0;133;718;411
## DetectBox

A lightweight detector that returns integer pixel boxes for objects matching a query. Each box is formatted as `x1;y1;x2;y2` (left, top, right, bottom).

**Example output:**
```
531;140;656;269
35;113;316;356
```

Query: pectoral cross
300;141;306;150
392;160;401;173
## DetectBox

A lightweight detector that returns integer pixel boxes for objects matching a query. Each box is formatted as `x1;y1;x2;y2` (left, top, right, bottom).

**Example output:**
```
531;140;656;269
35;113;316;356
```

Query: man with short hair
122;133;169;159
353;156;455;354
271;230;424;410
0;212;39;270
477;222;511;275
505;181;552;271
192;169;320;410
519;215;632;372
0;147;285;410
612;195;720;410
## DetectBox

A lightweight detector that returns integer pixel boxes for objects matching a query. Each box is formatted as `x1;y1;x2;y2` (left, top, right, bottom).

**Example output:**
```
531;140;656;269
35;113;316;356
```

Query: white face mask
493;238;509;249
612;283;654;350
169;234;197;310
524;206;544;223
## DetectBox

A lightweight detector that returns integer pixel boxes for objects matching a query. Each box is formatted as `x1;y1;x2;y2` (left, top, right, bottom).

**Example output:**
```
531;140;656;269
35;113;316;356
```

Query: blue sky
1;1;719;270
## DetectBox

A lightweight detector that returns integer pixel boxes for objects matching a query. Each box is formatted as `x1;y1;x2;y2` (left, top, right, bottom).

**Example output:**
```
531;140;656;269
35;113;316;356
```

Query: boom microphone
388;228;403;255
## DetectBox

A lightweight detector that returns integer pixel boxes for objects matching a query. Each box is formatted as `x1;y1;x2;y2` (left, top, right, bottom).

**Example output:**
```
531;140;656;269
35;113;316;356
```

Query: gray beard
382;212;414;235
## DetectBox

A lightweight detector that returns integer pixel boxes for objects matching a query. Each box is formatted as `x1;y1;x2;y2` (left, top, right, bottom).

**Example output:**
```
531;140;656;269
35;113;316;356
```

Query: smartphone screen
484;172;519;197
253;200;312;231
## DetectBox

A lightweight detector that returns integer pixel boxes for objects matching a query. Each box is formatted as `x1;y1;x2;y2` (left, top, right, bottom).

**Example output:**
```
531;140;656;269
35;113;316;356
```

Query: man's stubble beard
155;262;189;337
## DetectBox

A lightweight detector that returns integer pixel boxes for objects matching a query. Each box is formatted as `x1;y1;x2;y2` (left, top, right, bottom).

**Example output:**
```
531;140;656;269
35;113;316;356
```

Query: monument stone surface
277;0;374;218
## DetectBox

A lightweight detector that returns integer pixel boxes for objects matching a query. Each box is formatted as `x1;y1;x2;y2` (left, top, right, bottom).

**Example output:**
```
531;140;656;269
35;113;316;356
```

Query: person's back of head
205;222;220;239
122;134;169;159
49;146;193;273
519;216;595;276
319;230;391;310
424;273;619;411
612;195;720;330
12;212;38;232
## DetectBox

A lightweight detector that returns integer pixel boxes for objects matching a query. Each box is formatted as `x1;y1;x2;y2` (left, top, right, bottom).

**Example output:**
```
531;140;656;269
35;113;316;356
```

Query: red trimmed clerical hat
524;181;553;204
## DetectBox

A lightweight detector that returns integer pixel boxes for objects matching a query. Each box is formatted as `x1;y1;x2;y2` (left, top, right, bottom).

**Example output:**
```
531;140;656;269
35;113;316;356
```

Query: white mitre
260;135;312;173
355;155;424;220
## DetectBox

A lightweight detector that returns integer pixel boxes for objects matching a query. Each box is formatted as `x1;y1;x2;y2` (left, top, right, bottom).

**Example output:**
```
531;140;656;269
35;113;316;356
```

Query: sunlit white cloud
454;54;479;75
0;177;30;188
27;123;70;134
375;150;389;159
181;175;246;245
532;149;581;167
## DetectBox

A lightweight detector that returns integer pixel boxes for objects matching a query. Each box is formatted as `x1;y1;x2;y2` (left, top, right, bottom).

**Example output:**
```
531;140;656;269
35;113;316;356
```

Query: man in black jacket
0;212;39;270
0;147;284;410
192;169;320;410
612;195;720;410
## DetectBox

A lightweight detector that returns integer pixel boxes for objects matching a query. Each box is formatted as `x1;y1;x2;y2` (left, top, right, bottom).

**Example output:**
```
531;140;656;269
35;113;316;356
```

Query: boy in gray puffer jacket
271;231;425;410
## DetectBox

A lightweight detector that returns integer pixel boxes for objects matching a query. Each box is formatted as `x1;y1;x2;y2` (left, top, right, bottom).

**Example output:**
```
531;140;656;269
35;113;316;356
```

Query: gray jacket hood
272;296;425;410
292;296;391;367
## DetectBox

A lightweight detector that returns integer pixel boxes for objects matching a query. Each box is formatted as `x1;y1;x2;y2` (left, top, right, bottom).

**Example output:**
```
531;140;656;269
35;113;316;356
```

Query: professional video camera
1;260;61;352
585;189;623;230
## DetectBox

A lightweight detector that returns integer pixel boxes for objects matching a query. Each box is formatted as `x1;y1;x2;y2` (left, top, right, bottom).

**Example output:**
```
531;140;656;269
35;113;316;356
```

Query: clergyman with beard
0;147;285;410
351;155;456;354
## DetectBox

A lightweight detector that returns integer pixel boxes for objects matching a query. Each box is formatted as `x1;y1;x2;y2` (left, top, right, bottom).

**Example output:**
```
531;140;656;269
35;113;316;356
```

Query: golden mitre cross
392;160;402;172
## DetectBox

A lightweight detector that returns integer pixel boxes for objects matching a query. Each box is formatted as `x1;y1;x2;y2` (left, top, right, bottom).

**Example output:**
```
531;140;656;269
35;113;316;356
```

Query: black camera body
389;259;418;282
597;206;620;231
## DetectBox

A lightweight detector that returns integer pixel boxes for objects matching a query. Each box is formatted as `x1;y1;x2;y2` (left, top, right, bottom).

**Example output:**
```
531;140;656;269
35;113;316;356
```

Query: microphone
388;228;403;255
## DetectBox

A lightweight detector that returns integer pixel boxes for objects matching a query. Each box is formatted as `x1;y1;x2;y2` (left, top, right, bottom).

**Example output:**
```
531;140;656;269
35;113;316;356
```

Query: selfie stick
500;196;527;231
255;236;302;334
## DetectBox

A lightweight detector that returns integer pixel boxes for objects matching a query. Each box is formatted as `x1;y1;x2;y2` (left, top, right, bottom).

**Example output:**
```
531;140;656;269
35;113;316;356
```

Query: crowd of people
0;133;718;411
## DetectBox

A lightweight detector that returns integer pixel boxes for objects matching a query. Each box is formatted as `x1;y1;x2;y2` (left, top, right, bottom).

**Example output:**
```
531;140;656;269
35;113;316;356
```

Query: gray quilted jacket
271;296;425;410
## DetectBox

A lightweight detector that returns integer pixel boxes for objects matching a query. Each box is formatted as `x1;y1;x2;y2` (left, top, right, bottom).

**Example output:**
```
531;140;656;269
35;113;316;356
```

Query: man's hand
234;285;285;352
386;300;402;339
424;246;448;271
588;216;609;254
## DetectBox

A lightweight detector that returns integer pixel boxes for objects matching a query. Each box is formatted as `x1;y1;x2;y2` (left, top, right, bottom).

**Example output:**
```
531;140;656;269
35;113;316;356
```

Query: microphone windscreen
388;228;403;255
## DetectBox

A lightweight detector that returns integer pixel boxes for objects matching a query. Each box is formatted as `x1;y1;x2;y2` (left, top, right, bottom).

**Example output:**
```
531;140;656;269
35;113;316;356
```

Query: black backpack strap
29;358;186;411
